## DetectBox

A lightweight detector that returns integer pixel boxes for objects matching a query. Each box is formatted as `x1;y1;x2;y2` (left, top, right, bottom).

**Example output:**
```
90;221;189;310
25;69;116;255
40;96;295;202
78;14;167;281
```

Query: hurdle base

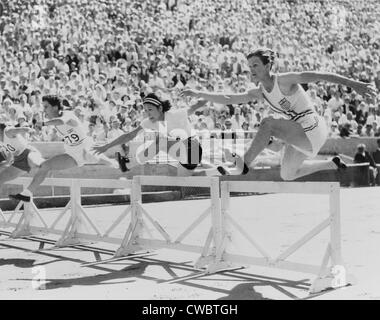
55;237;95;248
11;228;35;239
205;260;237;274
113;244;147;258
309;266;353;294
194;255;215;269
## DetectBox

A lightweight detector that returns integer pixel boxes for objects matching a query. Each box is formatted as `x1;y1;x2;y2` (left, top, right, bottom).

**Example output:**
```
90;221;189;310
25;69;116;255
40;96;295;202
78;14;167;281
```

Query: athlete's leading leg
279;145;337;181
0;166;24;185
244;117;312;167
219;117;312;174
10;154;78;202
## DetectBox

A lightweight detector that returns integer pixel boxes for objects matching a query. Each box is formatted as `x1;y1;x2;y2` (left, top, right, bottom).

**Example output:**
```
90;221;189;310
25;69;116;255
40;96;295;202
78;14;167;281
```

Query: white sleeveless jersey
260;74;316;123
55;111;88;147
3;129;29;155
140;108;193;140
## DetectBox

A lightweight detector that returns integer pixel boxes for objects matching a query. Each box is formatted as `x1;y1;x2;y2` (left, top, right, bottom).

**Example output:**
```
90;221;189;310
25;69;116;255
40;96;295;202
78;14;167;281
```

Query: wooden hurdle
1;177;133;248
207;180;351;294
113;175;223;269
1;176;352;293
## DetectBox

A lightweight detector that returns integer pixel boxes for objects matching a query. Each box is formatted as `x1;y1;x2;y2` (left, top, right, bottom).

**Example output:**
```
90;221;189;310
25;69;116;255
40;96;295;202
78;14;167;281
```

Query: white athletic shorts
64;140;99;167
293;114;328;158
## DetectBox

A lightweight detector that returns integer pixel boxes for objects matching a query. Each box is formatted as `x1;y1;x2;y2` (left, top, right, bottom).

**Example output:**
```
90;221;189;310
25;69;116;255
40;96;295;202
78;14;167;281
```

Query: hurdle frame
210;180;350;294
1;177;133;248
114;175;223;269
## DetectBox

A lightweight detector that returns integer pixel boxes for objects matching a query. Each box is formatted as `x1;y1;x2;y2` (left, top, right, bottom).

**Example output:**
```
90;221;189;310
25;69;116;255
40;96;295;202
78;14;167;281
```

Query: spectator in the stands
354;143;377;186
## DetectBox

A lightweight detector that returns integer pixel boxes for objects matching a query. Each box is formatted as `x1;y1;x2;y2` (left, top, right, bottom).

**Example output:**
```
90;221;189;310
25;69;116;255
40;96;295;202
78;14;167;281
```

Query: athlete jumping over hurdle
92;93;219;177
0;123;45;184
181;48;377;179
9;95;118;202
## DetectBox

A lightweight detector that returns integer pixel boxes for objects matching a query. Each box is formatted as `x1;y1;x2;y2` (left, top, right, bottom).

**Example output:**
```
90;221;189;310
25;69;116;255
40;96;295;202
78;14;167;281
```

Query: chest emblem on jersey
278;97;292;111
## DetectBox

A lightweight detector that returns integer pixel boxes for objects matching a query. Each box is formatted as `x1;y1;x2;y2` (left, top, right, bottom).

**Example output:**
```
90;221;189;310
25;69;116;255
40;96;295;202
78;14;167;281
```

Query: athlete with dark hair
181;48;377;179
93;93;217;176
9;95;118;202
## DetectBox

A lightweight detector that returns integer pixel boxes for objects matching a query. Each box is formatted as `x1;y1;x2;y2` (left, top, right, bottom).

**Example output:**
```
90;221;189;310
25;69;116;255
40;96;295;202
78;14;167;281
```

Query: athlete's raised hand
92;143;109;155
351;81;377;99
180;89;199;98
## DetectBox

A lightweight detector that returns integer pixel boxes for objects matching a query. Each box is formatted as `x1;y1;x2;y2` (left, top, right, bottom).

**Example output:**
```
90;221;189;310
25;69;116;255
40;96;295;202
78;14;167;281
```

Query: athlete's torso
260;74;316;122
140;108;194;140
3;129;29;156
54;111;88;147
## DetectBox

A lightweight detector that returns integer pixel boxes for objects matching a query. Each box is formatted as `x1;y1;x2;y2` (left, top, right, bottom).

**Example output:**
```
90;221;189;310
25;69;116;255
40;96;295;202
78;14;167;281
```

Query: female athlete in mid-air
10;95;118;202
181;48;377;179
93;93;218;176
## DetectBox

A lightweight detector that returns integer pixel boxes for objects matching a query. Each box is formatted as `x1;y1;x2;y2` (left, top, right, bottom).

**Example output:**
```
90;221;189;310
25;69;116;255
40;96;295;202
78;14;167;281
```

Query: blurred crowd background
0;0;380;144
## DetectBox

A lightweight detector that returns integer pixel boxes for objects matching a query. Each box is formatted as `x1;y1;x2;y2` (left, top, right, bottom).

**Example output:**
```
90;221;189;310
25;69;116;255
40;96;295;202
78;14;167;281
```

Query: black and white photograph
0;0;379;306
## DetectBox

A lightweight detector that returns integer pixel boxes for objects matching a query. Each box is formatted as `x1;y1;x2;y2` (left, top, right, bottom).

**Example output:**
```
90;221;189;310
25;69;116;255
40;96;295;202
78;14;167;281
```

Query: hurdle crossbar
211;180;350;294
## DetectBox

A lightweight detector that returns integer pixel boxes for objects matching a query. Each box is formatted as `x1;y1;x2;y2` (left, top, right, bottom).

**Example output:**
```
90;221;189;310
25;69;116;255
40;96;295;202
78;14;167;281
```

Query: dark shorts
12;148;32;173
179;137;203;171
0;151;6;163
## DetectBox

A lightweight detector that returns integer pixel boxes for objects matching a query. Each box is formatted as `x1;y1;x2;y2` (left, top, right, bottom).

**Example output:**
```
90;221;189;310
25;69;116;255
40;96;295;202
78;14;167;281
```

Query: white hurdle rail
0;176;352;293
113;175;223;270
209;180;350;294
0;177;133;249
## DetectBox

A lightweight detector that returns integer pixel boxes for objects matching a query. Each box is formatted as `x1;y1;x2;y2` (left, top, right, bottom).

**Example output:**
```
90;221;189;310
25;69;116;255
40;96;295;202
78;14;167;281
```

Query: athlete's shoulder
167;108;187;116
247;85;263;99
140;117;154;129
276;73;300;90
61;111;79;123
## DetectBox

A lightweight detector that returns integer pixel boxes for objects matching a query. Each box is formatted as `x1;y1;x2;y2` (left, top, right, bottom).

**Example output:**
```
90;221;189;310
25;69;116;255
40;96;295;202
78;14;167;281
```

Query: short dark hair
42;95;62;110
143;93;172;113
247;48;276;70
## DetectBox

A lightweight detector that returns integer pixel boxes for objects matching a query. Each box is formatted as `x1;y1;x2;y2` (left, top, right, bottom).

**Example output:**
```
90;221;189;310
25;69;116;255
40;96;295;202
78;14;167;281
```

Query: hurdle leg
205;181;237;273
310;184;351;294
11;200;48;238
114;177;147;257
195;177;229;271
0;208;6;227
55;180;94;247
194;228;214;269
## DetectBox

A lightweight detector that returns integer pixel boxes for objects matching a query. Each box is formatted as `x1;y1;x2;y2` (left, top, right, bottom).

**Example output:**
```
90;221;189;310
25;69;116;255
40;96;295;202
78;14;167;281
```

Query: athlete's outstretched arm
4;127;34;138
280;72;377;98
187;99;208;116
180;88;261;105
92;126;142;155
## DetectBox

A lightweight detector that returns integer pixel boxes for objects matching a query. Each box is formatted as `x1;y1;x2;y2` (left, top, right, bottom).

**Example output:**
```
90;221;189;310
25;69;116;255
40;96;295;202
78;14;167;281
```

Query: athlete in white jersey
93;93;219;177
0;123;45;186
181;48;377;179
10;95;118;202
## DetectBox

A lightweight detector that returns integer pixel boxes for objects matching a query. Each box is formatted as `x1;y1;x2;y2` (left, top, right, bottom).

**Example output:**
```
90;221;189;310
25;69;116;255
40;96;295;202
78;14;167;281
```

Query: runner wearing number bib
0;123;45;187
55;111;93;167
9;95;118;203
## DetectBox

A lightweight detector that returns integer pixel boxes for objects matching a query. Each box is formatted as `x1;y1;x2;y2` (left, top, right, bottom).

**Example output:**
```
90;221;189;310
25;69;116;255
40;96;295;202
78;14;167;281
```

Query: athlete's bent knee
260;117;276;132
